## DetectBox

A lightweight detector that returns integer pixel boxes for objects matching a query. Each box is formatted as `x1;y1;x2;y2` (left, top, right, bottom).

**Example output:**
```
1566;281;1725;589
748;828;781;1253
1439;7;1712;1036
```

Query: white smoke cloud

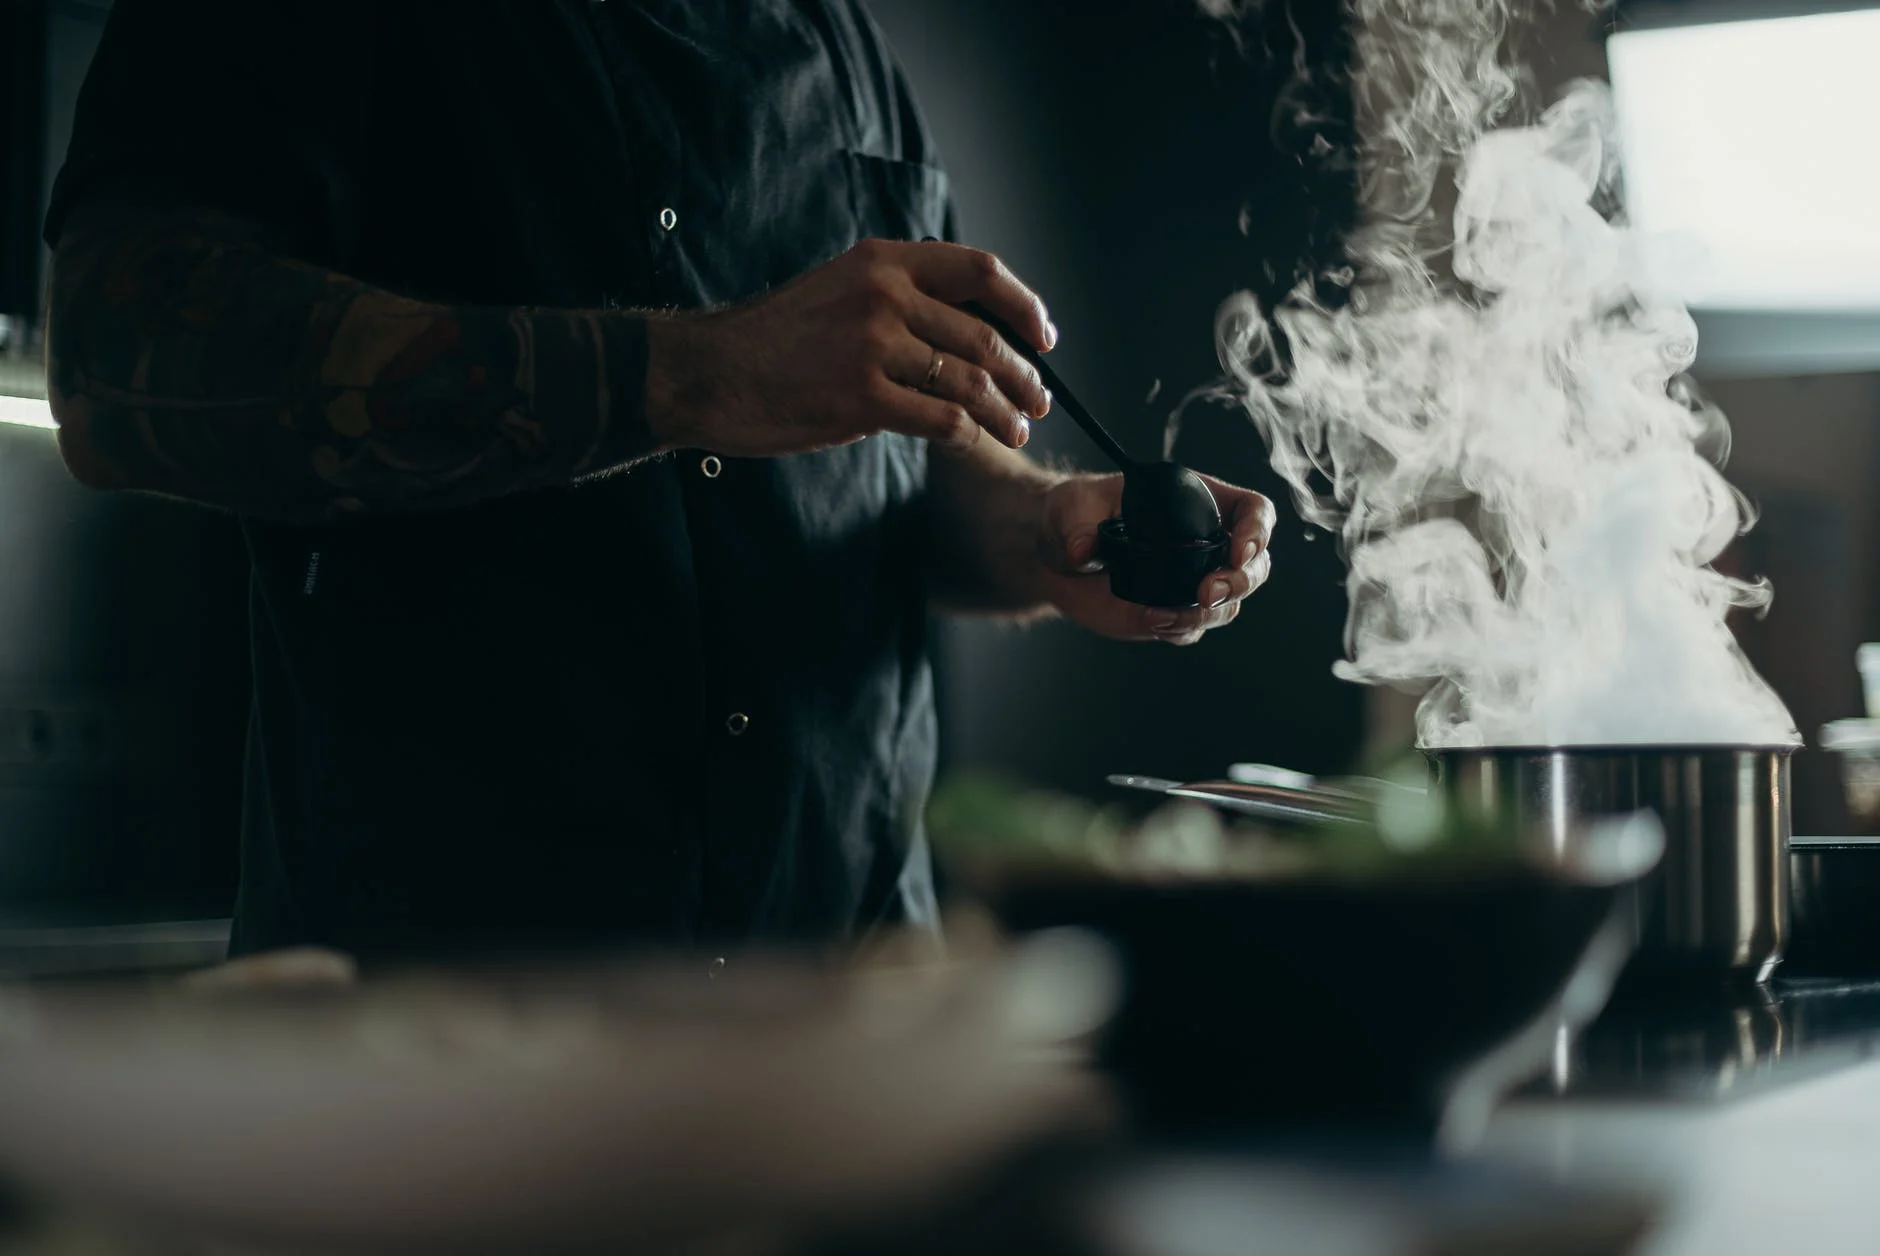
1210;2;1798;748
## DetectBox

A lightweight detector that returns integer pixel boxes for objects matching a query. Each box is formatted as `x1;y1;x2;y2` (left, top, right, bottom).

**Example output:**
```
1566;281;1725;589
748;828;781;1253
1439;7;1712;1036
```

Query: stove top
1531;972;1880;1101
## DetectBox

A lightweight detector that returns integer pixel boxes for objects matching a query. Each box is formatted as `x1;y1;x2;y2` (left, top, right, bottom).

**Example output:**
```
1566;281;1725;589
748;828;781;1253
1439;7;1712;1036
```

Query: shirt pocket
840;152;952;244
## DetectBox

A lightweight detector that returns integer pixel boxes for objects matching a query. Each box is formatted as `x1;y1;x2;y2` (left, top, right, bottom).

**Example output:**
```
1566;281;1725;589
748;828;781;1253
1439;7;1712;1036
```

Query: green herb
928;767;1536;887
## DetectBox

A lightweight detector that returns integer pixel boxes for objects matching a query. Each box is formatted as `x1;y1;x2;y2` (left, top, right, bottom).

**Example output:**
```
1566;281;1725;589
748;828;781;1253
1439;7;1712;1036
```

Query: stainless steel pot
1432;747;1792;985
1114;744;1795;985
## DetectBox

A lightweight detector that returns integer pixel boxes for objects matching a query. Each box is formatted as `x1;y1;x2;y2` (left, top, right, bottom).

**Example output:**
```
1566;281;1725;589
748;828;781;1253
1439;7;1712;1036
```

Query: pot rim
1790;834;1880;850
1416;742;1801;757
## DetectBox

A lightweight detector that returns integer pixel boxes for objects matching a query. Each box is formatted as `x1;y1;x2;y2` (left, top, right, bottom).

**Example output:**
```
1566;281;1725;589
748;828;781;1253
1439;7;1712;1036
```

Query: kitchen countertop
0;917;229;979
1472;975;1880;1255
1544;974;1880;1101
1489;1056;1880;1255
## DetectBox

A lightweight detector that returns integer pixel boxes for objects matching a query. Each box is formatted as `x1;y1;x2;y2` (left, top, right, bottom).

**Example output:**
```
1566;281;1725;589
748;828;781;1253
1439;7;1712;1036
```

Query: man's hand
645;240;1056;457
1037;472;1276;644
180;947;359;997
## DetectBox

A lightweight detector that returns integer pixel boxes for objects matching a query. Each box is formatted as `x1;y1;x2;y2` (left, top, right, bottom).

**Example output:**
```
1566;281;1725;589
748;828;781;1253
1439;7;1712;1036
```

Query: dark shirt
46;0;950;962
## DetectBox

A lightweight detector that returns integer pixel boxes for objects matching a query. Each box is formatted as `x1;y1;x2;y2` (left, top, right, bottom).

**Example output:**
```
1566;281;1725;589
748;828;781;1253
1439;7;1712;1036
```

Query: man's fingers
1249;548;1273;591
1059;567;1248;645
1195;548;1274;609
1160;607;1238;647
876;379;1020;451
1187;480;1276;615
885;338;1030;449
1143;598;1238;643
182;947;358;997
1205;475;1278;568
904;242;1054;354
1198;569;1244;610
905;295;1051;419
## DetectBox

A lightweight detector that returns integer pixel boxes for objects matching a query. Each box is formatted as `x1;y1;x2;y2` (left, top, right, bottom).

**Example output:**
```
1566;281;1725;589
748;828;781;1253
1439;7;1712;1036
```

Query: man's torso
55;0;951;961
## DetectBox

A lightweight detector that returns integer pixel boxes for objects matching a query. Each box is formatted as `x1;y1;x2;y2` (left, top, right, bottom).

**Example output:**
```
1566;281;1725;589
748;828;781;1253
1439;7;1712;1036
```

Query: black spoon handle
959;302;1138;473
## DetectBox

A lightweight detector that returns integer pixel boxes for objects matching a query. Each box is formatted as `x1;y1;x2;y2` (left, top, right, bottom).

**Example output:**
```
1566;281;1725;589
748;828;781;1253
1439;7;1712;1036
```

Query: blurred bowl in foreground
941;794;1663;1147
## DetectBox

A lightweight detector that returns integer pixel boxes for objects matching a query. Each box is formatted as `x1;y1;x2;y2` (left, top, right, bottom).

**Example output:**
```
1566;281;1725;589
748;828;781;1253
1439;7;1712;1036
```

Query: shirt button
700;454;722;479
708;957;726;979
659;207;678;232
726;712;750;736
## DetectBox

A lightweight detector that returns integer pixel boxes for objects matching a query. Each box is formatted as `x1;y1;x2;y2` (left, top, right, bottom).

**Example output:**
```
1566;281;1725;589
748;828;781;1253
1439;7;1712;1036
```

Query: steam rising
1206;1;1798;747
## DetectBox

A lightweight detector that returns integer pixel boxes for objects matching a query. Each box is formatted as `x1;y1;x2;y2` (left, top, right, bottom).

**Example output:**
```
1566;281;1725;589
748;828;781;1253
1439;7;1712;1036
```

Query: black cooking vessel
1787;835;1880;973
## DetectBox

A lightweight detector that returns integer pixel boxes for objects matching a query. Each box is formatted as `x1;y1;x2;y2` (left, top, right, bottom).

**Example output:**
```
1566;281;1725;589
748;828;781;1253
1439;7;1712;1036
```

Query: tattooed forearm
45;207;660;522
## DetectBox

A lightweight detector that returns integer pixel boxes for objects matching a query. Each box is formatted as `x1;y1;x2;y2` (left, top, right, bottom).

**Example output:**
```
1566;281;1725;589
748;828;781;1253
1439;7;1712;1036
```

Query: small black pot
1788;836;1880;973
1096;519;1230;609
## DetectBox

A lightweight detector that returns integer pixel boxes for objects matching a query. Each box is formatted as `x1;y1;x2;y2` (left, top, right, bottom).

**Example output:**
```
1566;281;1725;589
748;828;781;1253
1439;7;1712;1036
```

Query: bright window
1609;9;1880;310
